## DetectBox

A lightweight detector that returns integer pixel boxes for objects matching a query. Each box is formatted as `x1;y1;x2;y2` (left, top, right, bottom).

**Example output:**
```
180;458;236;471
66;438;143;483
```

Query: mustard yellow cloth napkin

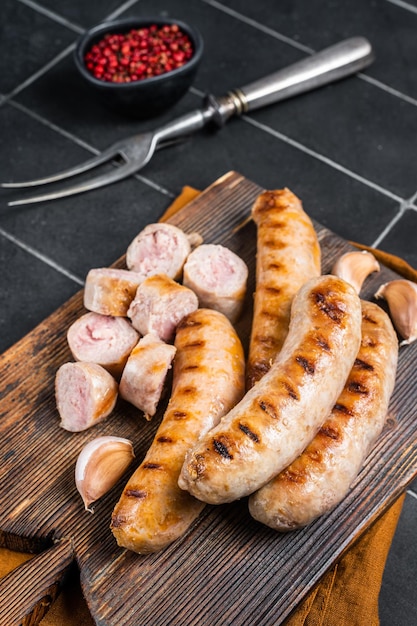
0;185;412;625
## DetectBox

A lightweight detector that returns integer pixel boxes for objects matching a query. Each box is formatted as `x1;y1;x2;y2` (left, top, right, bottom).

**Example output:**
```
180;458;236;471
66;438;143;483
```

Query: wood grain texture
0;172;416;625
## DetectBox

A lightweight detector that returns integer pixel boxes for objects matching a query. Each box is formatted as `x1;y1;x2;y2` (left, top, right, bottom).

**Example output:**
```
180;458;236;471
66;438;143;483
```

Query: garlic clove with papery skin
75;436;135;512
375;279;417;346
331;250;380;295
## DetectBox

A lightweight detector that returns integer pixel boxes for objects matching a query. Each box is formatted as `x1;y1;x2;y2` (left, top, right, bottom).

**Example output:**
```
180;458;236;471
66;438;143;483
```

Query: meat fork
2;37;373;206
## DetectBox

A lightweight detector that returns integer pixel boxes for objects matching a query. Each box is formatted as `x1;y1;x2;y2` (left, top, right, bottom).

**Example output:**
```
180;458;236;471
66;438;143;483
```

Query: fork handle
209;37;374;125
152;38;373;143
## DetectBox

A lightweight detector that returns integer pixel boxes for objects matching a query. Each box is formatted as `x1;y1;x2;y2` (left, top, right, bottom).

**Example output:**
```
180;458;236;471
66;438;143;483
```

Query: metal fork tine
7;159;141;206
1;147;118;189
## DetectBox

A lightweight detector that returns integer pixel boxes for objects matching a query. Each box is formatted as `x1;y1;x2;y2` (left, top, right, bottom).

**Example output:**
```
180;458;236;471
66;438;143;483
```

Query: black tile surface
0;1;79;96
220;0;417;101
0;1;416;624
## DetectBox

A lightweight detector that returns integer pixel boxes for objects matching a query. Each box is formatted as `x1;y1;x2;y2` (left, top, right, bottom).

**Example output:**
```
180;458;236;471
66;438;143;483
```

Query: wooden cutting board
1;171;416;625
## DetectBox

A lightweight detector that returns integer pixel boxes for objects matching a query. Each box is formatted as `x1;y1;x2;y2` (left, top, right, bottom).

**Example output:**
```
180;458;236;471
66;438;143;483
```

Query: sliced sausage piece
178;275;362;505
119;333;177;420
67;312;139;379
246;189;321;389
249;300;398;530
182;244;249;323
111;308;245;553
83;268;143;317
55;362;118;432
126;223;197;281
127;274;199;342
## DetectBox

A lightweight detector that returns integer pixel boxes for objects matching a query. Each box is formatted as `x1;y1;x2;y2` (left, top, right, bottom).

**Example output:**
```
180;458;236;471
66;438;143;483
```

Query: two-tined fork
1;37;373;206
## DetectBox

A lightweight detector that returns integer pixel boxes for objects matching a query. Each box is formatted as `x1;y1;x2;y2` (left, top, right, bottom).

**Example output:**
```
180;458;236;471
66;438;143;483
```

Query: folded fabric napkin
1;185;413;625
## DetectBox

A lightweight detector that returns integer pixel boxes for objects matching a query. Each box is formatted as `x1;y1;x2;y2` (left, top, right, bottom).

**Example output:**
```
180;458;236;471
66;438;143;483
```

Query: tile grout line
0;228;84;286
371;204;407;248
104;0;143;20
4;0;417;115
7;100;175;200
16;0;84;33
241;114;405;203
201;0;417;110
4;44;77;102
201;0;313;53
385;0;417;16
11;84;409;208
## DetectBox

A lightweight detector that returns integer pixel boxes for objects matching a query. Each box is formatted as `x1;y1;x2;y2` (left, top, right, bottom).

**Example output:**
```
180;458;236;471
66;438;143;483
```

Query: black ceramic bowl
74;17;203;118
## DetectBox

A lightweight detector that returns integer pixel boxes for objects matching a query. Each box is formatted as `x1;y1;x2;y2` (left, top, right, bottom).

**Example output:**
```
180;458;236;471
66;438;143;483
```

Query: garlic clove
75;436;135;512
375;279;417;346
331;250;380;294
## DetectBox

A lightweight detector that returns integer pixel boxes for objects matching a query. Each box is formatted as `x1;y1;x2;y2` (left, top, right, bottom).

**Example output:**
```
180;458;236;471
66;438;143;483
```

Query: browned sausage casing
178;275;362;505
246;189;321;389
249;300;398;530
111;308;245;553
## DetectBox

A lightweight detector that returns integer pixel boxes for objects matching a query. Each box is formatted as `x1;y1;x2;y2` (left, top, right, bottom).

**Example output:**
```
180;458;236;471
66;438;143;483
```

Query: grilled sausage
182;244;249;323
246;189;321;389
55;362;118;432
111;308;245;553
178;275;362;505
119;334;176;420
127;274;199;342
83;268;142;317
249;300;398;530
126;223;197;281
67;312;139;379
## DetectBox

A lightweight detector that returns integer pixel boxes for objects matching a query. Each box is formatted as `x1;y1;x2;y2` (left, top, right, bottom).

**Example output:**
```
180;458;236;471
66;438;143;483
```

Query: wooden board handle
0;539;74;625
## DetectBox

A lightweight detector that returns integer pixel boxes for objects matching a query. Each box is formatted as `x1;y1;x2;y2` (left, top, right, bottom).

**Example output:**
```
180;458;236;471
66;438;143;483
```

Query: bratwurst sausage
249;300;398;530
111;308;245;553
246;189;321;389
178;275;362;505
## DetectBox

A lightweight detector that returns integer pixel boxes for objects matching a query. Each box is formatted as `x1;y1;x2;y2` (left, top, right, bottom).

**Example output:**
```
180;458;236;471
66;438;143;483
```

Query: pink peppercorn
84;23;194;83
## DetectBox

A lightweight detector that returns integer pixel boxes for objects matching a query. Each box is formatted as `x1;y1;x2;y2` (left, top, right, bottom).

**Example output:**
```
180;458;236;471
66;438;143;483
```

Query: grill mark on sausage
182;340;205;349
295;355;315;375
264;238;282;248
333;403;354;416
316;335;331;351
354;358;374;371
282;468;308;484
249;362;271;383
362;337;377;348
177;318;203;330
238;423;260;443
313;290;345;322
157;435;173;443
182;364;199;371
264;286;282;295
253;191;288;213
253;334;279;348
180;386;197;395
267;262;282;271
319;424;342;441
347;381;369;395
172;410;188;420
259;400;278;419
143;462;163;470
212;438;233;460
363;313;378;325
282;380;299;400
111;514;128;528
306;448;323;463
261;310;280;321
124;489;147;499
